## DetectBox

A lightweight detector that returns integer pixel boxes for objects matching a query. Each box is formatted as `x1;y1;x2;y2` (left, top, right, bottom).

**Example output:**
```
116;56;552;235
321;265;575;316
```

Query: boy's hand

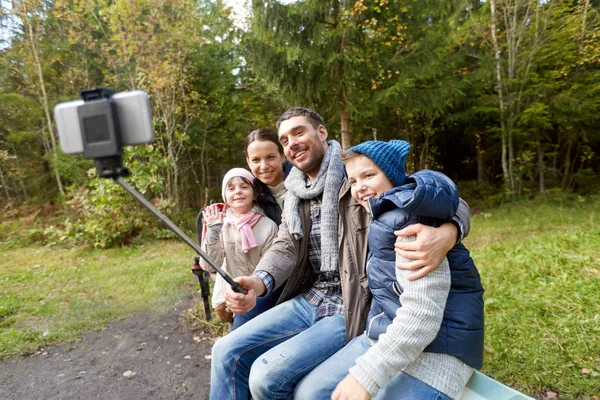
203;204;223;225
332;374;371;400
224;276;265;313
394;222;457;281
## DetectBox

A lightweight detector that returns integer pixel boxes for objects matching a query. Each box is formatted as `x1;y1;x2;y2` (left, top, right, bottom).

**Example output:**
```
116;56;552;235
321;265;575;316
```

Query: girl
200;168;278;328
295;140;484;400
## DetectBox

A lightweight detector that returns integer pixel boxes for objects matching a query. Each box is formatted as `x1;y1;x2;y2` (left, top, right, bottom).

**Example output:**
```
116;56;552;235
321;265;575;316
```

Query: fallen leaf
545;391;558;399
484;345;494;353
582;368;591;376
193;336;201;343
123;371;136;378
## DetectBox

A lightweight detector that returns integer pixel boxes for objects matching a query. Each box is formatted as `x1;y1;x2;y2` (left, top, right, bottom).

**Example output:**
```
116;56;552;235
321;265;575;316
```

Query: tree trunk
340;101;351;150
419;124;432;171
508;124;516;195
200;128;208;207
576;0;590;73
489;0;510;187
21;1;65;198
561;136;572;190
476;132;486;184
0;164;10;200
537;141;545;194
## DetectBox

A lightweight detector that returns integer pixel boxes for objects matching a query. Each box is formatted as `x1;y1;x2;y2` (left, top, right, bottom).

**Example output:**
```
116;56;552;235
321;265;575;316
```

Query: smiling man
208;108;469;400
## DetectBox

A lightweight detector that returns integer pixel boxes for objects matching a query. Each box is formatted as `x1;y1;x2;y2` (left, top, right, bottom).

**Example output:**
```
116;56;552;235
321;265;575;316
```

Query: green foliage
0;0;599;210
245;0;374;147
59;146;170;248
468;198;600;398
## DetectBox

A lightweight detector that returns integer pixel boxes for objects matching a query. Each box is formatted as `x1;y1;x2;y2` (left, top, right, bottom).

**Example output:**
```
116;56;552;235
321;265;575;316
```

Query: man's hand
214;303;234;323
331;374;371;400
224;275;266;313
394;222;457;281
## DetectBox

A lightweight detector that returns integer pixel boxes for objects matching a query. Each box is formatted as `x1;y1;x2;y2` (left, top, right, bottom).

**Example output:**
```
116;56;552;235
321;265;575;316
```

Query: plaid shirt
253;186;344;318
303;195;344;318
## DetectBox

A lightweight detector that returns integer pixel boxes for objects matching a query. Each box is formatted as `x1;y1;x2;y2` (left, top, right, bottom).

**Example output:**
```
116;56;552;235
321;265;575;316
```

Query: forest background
0;0;599;398
1;0;599;247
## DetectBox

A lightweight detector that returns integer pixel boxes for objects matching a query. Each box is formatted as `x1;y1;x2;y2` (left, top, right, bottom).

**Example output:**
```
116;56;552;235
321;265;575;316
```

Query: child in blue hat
295;140;484;400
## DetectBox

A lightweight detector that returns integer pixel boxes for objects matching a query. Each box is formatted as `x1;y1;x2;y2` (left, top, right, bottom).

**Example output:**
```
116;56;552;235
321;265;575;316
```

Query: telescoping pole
113;176;248;295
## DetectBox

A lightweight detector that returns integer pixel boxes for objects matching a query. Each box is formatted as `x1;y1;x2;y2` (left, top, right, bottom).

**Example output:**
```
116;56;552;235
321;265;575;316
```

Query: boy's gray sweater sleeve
349;235;451;396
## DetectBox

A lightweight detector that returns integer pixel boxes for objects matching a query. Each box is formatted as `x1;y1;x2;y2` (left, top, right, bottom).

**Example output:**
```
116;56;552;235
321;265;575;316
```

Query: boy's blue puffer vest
365;170;484;369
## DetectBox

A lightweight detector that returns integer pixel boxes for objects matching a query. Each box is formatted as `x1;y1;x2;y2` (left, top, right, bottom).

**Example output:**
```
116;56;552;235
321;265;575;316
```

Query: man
210;108;469;399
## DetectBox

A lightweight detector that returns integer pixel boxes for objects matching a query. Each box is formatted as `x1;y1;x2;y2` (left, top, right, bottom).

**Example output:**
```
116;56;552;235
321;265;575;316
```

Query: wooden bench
461;371;534;400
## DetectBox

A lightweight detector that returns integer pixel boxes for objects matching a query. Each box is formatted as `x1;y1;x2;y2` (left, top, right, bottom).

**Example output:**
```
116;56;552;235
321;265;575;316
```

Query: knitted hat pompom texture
346;140;411;187
221;167;255;202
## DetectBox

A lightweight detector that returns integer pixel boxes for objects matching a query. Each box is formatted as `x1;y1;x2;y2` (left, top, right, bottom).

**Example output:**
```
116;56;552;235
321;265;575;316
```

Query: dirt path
0;297;214;400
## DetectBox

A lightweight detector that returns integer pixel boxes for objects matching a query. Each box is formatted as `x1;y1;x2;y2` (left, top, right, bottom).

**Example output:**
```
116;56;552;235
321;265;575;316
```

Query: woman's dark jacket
255;161;292;225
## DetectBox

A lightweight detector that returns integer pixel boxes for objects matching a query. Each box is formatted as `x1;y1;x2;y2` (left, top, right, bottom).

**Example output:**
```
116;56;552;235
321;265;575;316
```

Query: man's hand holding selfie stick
224;275;267;313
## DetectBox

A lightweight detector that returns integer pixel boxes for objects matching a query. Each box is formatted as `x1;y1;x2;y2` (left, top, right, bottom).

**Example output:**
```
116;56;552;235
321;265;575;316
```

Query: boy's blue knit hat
346;140;411;187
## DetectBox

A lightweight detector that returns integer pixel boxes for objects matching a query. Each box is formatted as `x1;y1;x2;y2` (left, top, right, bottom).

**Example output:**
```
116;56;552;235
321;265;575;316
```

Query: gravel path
0;298;214;400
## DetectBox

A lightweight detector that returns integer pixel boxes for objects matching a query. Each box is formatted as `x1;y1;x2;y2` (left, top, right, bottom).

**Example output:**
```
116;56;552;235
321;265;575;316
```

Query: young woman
244;128;291;225
200;168;279;329
295;140;484;400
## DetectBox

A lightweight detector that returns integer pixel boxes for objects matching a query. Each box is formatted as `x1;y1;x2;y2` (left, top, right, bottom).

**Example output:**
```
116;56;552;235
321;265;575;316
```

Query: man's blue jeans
295;333;453;400
210;295;346;400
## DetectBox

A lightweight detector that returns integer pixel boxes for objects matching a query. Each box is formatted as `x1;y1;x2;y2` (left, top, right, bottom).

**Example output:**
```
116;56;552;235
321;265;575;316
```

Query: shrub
60;146;172;248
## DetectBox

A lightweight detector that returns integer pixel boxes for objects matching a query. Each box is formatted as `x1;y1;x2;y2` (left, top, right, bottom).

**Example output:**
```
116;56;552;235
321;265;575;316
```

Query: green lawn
1;197;599;398
0;241;193;358
466;197;600;399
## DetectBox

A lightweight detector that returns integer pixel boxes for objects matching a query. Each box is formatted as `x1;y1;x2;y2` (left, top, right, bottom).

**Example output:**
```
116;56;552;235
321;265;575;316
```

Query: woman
244;128;291;226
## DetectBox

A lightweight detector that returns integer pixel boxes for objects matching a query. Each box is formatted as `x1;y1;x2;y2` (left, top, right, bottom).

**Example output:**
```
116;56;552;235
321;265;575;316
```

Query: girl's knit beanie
221;168;255;201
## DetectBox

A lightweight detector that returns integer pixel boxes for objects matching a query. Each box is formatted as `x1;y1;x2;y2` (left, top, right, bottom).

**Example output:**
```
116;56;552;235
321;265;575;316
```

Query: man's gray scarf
284;140;344;272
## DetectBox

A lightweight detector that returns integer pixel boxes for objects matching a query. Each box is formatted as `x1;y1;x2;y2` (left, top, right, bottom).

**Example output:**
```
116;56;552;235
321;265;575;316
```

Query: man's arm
394;198;471;281
224;210;300;313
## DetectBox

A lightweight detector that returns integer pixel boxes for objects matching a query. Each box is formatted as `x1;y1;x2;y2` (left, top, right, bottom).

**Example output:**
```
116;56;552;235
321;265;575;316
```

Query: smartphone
54;90;154;155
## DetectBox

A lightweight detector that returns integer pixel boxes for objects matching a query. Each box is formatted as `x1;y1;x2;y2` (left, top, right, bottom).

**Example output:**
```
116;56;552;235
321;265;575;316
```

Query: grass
0;241;196;359
465;196;600;399
0;196;599;398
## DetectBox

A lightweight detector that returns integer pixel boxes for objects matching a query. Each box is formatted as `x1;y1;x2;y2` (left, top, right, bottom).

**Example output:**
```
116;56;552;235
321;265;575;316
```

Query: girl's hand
332;374;371;400
214;303;234;323
203;204;224;225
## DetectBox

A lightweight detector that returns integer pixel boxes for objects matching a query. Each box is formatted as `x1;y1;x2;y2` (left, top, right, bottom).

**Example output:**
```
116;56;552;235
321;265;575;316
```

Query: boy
295;140;484;400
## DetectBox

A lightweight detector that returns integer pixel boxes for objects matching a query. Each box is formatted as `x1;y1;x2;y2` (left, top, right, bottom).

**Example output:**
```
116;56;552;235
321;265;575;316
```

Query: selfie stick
113;176;248;295
77;88;247;295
